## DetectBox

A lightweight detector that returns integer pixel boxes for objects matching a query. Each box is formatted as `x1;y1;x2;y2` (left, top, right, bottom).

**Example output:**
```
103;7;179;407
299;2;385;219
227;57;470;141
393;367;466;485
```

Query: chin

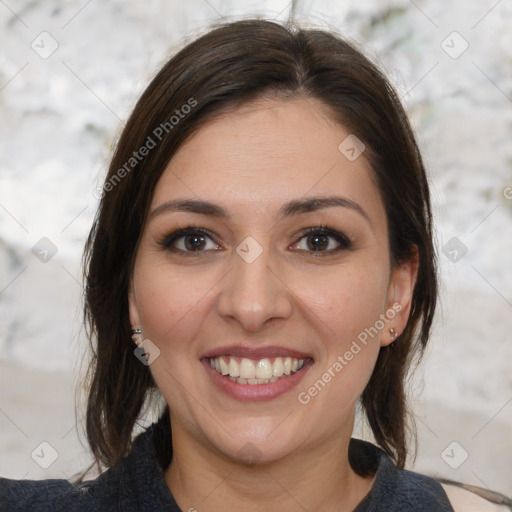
203;420;304;466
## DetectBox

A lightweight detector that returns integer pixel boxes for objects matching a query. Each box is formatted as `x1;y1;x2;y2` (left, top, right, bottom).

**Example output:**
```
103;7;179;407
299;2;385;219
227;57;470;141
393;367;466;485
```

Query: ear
128;279;142;330
381;245;419;347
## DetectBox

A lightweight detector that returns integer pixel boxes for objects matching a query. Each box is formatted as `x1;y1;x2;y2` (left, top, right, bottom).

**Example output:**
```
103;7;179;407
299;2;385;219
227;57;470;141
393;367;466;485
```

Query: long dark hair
82;18;437;471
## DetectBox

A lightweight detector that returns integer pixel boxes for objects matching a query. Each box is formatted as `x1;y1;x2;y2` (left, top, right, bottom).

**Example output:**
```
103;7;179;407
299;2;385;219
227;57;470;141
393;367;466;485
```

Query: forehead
150;97;385;225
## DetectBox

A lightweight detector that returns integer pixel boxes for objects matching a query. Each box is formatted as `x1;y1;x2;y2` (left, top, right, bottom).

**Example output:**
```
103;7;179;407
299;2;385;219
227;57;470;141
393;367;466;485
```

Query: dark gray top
0;415;454;511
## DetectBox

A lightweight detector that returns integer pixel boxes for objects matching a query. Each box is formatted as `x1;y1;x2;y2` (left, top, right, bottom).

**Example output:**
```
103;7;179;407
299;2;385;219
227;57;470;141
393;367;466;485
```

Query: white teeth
210;355;307;384
228;357;240;377
283;357;292;375
228;376;276;385
219;357;229;375
255;359;272;379
273;357;284;377
239;358;255;379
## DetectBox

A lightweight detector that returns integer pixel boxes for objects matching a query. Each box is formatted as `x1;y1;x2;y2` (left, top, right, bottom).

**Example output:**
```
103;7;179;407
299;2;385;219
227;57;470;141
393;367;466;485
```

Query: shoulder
0;419;171;511
441;482;512;512
0;476;87;511
352;439;512;511
0;471;120;511
350;439;454;510
394;468;456;509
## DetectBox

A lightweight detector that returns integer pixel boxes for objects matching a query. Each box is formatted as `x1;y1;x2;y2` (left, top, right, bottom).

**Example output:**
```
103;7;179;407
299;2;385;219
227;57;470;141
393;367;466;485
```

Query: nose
217;244;293;332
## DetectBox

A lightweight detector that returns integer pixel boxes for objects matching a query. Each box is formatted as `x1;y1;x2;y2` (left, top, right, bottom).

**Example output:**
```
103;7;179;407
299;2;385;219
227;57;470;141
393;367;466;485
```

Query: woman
0;18;509;512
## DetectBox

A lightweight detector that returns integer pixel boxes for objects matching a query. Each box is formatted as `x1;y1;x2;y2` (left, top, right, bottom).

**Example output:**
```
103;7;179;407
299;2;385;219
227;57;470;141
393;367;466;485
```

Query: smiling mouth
208;356;309;385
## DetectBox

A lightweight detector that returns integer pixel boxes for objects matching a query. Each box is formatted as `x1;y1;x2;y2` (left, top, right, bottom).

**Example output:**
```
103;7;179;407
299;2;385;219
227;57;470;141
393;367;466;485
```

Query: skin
129;97;418;512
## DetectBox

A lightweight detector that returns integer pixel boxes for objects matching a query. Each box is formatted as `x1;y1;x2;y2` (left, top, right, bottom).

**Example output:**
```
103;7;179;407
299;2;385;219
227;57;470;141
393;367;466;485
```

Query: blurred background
1;0;511;497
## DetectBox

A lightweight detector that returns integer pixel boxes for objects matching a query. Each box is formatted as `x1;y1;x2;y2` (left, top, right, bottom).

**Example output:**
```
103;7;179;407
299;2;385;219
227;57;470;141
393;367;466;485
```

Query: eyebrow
148;195;371;224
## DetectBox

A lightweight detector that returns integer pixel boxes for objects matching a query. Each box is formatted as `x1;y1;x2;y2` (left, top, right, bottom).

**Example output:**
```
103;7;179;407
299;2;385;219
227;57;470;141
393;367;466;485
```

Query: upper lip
201;345;313;360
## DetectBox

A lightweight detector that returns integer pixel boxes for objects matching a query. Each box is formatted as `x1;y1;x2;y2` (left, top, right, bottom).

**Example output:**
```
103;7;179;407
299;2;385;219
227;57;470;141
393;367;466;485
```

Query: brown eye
183;233;207;251
292;226;351;255
305;233;329;251
159;227;220;255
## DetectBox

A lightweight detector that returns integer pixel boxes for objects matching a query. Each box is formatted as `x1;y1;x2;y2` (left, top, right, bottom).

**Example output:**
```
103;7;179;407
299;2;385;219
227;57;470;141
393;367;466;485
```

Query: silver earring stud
389;328;398;340
131;328;142;346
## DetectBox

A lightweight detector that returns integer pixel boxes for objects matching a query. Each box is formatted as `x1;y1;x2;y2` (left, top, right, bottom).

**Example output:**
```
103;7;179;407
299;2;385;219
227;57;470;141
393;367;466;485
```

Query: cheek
298;264;388;344
133;260;215;346
132;261;219;407
294;264;388;403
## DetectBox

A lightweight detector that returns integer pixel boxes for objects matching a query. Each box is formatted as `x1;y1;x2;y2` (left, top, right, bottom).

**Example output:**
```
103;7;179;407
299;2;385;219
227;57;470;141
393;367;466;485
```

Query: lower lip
202;358;313;402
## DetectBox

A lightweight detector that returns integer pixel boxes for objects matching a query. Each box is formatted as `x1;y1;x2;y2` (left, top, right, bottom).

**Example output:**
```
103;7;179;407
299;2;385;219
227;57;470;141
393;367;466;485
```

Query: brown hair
82;18;437;471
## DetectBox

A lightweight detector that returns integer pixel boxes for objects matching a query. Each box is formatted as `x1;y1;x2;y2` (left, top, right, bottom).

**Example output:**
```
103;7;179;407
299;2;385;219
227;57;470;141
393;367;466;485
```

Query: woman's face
129;97;417;463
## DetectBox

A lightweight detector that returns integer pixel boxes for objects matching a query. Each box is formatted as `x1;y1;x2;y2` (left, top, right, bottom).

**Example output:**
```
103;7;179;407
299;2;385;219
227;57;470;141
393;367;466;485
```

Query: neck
164;417;375;512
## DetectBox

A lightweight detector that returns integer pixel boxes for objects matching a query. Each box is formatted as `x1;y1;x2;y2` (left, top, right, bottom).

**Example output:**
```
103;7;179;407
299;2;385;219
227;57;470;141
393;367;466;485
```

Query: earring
131;328;143;347
389;328;398;340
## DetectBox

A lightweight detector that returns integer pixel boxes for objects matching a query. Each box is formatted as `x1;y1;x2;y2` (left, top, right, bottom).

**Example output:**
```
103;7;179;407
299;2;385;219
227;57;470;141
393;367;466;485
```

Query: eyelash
157;224;352;257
